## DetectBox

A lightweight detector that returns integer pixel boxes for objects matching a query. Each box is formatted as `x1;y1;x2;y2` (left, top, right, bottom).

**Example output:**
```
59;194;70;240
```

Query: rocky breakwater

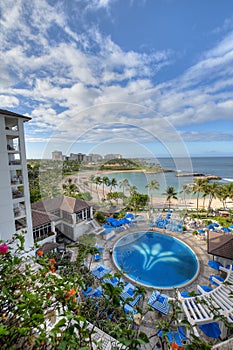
176;173;222;180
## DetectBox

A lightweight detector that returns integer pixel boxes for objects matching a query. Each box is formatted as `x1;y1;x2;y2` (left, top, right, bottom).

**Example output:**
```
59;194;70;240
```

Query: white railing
212;337;233;349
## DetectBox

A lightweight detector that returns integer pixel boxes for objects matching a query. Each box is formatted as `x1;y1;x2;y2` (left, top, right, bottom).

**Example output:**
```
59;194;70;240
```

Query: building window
63;224;73;236
61;210;72;223
50;209;60;217
33;223;52;242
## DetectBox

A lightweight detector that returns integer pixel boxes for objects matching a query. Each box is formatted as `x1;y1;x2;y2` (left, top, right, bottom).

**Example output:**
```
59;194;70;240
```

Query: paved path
91;221;222;349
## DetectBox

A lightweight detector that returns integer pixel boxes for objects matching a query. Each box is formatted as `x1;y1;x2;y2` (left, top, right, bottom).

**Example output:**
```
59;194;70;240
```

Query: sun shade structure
91;265;111;279
120;283;142;307
178;266;233;327
38;242;59;253
148;290;170;315
207;231;233;260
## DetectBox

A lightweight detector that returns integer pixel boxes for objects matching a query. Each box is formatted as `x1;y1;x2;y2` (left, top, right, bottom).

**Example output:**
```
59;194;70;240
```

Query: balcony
12;189;24;200
15;218;27;231
14;204;26;219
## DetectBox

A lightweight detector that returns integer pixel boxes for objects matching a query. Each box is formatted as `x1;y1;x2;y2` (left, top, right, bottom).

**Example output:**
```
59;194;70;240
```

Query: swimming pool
113;231;199;289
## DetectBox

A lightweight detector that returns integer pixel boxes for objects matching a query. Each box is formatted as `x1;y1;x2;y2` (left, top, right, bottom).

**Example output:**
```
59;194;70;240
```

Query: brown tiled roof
32;209;59;228
31;197;63;212
208;231;233;260
38;242;59;253
31;196;90;215
0;109;31;120
61;196;90;213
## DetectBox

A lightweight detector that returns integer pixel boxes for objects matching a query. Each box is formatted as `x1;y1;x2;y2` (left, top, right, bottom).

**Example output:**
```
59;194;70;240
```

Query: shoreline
68;170;232;211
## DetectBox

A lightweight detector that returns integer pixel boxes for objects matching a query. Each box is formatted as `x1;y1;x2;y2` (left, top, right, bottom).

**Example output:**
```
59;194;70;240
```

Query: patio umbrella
148;291;170;315
213;222;219;227
198;322;221;338
208;260;223;271
92;265;111;279
106;217;115;224
221;227;231;233
198;229;205;234
206;224;214;230
125;213;135;220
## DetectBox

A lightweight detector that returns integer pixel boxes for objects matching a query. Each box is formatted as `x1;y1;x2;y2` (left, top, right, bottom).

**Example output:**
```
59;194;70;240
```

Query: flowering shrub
0;243;9;255
0;234;92;349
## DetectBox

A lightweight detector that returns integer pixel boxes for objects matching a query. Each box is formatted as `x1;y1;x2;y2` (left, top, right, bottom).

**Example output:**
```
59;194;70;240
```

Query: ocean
105;156;233;197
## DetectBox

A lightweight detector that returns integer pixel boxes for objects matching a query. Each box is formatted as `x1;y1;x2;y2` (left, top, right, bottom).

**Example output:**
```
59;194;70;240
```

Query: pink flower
0;243;9;255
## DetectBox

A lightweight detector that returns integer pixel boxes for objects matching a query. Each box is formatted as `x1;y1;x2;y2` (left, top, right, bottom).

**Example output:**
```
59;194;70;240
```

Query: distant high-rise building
0;109;33;250
52;150;63;161
69;153;85;161
104;154;122;160
88;153;103;162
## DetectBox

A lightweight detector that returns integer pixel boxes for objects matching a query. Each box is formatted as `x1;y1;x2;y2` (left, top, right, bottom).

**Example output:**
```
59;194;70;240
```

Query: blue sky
1;0;233;159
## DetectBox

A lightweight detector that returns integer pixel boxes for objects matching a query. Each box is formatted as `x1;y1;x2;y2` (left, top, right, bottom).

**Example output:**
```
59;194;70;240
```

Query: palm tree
94;176;102;202
119;178;130;196
62;178;79;197
145;179;159;208
207;182;220;212
109;177;118;192
88;174;95;197
191;179;208;214
216;183;228;209
180;184;192;210
102;176;110;198
164;186;177;209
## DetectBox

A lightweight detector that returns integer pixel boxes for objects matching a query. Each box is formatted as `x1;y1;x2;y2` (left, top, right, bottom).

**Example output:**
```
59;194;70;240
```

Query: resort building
104;153;122;160
31;196;104;243
52;150;63;161
0;109;34;250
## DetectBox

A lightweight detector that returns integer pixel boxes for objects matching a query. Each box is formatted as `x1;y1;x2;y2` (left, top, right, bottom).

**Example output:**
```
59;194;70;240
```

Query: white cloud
1;0;233;148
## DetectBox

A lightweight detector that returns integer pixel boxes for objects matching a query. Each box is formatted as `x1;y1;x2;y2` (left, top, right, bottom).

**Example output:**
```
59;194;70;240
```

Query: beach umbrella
198;322;221;339
229;225;233;229
221;227;231;233
125;213;135;220
206;224;214;230
106;217;115;223
198;229;205;234
213;222;219;227
208;260;223;271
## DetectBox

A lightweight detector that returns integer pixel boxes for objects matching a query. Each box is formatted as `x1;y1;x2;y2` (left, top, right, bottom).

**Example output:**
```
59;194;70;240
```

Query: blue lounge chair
209;275;224;286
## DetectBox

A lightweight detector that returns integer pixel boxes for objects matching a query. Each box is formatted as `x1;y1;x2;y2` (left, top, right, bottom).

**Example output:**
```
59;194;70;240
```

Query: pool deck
96;220;215;297
92;220;222;348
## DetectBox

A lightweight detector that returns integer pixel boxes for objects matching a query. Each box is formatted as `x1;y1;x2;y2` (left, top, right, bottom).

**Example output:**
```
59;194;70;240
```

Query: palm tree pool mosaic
113;232;199;289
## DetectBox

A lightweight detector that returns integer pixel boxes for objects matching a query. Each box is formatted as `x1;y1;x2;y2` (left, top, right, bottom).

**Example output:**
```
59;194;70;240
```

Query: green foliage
94;210;106;224
100;158;141;170
0;234;228;349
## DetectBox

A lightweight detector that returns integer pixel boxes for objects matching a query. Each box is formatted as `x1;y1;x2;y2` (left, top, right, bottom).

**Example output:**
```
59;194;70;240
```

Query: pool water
113;231;199;289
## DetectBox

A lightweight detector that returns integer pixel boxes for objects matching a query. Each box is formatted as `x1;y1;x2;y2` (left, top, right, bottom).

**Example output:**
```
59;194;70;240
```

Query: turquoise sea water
105;156;233;198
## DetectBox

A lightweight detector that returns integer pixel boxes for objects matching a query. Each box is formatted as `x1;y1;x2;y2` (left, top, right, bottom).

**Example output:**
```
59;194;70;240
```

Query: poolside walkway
95;220;214;297
91;220;225;349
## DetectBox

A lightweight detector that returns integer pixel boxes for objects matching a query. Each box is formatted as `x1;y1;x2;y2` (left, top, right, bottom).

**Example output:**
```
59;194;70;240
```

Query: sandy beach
66;170;232;211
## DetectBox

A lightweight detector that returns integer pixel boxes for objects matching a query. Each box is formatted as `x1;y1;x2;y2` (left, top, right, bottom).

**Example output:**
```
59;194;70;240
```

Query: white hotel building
0;109;34;250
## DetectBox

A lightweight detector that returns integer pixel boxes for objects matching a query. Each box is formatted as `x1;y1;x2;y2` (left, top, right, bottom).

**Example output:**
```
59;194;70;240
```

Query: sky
1;0;233;159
